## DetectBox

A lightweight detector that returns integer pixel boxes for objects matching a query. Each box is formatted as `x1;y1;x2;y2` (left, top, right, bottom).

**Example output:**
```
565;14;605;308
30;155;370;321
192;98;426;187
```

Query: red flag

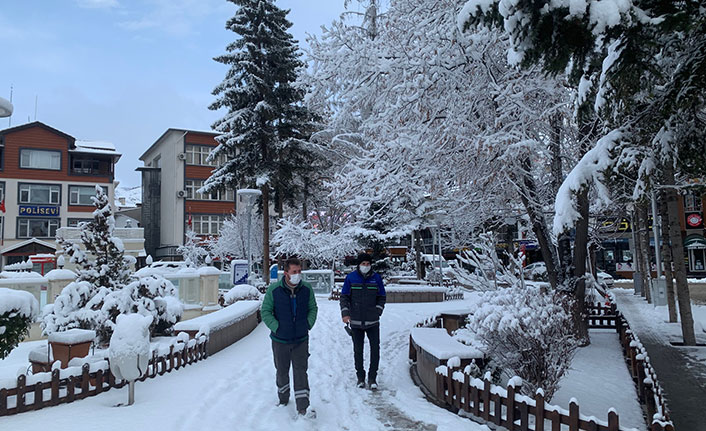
0;199;5;213
187;213;192;227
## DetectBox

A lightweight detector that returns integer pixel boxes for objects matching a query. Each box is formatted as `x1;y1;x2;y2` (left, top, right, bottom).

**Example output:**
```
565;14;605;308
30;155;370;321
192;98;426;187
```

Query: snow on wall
411;327;484;360
0;287;39;319
385;284;447;293
174;300;260;334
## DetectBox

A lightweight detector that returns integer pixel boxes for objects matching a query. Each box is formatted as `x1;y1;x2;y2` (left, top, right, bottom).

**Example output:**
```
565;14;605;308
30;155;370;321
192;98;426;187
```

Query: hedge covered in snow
0;288;39;359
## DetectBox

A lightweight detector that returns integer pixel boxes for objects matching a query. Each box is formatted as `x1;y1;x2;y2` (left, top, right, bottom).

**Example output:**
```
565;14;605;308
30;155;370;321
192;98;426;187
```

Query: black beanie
357;253;373;265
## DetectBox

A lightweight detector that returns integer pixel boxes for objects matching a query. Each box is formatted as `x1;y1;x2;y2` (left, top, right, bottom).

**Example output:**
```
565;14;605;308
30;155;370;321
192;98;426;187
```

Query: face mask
289;273;302;285
359;265;371;274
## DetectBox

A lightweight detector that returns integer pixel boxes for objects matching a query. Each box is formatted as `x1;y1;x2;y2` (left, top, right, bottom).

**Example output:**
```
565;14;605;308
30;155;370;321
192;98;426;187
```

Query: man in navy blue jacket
340;253;386;389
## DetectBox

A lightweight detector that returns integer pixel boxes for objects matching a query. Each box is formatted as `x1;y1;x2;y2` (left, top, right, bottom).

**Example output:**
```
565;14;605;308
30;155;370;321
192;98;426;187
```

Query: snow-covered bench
409;327;484;395
174;300;260;355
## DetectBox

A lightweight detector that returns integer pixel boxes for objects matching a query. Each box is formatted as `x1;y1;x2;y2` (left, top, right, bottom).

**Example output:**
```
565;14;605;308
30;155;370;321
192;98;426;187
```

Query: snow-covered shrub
102;275;183;338
42;281;109;341
0;288;39;359
109;313;152;382
177;229;209;267
466;285;577;399
44;186;133;344
223;284;261;306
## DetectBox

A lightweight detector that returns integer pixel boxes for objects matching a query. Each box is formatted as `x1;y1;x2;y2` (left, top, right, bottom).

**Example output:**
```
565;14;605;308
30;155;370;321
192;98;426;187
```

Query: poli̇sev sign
18;205;60;217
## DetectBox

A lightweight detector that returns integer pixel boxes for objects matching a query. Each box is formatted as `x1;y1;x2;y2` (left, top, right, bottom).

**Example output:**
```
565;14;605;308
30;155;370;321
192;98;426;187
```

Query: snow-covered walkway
3;297;490;431
612;288;706;431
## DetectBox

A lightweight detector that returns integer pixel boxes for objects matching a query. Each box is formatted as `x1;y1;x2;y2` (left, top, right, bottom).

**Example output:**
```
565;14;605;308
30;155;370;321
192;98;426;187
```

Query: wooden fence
0;339;207;416
412;301;675;431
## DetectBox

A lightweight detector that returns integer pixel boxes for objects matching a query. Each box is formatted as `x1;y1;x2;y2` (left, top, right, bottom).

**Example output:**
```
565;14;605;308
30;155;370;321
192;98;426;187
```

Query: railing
0;338;207;416
411;300;675;431
444;291;464;301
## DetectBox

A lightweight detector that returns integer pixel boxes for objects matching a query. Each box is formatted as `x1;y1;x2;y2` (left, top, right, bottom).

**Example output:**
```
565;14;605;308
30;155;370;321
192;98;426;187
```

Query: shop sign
686;213;703;228
18;205;60;217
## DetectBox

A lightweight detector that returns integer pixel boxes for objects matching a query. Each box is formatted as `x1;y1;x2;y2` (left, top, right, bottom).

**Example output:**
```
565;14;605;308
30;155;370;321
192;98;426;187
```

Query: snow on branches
273;217;359;268
463;285;578;399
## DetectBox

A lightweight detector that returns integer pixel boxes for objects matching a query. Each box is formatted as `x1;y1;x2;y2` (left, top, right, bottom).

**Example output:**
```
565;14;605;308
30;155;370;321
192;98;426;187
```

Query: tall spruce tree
203;0;317;282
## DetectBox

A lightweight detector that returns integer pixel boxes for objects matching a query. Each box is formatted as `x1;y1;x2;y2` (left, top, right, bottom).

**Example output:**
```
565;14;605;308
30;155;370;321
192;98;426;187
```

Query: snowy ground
2;294;647;430
2;296;492;431
553;329;646;430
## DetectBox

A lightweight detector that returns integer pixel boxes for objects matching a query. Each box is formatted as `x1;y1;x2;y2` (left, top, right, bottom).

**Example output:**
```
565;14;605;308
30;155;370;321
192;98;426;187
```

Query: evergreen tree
43;186;134;344
203;0;318;282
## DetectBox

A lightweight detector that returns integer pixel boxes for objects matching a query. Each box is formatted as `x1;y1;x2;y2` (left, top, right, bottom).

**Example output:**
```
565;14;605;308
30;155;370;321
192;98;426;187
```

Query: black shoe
298;409;307;415
277;400;288;406
369;380;378;391
356;379;366;388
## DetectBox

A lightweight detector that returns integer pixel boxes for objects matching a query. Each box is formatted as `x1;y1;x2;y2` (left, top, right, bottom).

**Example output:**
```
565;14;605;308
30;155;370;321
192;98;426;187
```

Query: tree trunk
262;185;271;284
663;163;696;345
572;186;590;344
632;209;643;292
516;157;560;289
637;202;652;302
659;189;678;323
550;113;569;288
415;230;425;279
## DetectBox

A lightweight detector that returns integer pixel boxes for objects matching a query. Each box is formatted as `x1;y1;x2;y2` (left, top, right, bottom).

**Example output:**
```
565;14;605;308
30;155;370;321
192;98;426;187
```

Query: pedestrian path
1;298;488;431
613;289;706;431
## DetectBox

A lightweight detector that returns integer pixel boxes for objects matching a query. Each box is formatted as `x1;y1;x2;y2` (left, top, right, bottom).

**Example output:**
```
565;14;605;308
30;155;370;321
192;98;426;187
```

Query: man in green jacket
261;257;318;417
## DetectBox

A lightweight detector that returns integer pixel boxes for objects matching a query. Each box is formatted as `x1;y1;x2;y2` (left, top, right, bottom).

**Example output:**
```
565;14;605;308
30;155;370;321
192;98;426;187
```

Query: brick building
0;122;121;270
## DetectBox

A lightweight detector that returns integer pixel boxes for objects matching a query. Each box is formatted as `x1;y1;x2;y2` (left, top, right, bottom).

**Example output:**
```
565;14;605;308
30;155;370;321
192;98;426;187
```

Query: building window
19;183;61;204
684;193;703;213
185;145;226;167
190;215;225;235
71;158;100;174
69;185;107;205
185;179;234;201
17;218;60;238
20;149;61;170
67;218;92;227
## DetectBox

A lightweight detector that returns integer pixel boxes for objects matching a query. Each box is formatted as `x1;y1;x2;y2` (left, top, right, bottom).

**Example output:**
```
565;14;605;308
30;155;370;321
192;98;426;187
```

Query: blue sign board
231;260;249;285
18;205;60;217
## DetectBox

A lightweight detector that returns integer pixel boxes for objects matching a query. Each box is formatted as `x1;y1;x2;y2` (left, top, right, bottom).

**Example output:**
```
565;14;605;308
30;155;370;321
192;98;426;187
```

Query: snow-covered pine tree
203;0;318;282
177;229;209;267
43;185;134;344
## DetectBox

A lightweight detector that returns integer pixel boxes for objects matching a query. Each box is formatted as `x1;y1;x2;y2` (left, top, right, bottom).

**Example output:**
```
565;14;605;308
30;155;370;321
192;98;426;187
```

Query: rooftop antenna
34;95;38;121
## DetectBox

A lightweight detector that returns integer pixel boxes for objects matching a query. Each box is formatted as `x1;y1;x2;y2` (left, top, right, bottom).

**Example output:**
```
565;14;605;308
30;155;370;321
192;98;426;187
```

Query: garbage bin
633;271;643;295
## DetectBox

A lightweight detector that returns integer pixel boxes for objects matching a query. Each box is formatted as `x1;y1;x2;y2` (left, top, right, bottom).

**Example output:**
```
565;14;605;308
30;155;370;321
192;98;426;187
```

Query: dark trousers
272;340;310;411
351;325;380;382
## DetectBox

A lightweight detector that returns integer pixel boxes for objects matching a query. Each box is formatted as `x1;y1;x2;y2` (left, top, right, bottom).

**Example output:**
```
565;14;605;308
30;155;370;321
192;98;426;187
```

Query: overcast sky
0;0;348;188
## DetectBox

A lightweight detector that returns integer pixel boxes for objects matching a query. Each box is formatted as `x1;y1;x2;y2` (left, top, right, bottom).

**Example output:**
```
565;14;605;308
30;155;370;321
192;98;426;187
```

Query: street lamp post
237;189;262;284
0;97;13;118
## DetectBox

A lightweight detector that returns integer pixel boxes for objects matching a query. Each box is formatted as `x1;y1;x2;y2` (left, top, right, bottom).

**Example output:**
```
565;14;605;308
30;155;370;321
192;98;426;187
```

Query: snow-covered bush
44;186;133;344
102;275;183;337
42;281;108;341
465;285;577;399
177;229;209;267
0;288;39;359
273;217;359;268
109;313;152;382
223;284;261;306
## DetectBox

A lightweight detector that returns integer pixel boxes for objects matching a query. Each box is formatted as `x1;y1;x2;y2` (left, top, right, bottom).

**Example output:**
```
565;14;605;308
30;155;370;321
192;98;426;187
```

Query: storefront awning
684;235;706;250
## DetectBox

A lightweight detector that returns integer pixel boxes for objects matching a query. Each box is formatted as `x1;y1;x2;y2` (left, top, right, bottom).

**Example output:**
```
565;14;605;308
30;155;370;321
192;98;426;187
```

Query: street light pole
237;189;262;284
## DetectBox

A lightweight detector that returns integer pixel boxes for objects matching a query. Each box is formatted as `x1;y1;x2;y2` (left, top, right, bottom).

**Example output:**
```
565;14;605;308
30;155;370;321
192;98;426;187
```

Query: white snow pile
411;327;484;360
48;328;96;344
0;287;39;319
45;269;78;281
223;284;261;305
109;314;152;382
174;300;260;335
0;270;45;280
